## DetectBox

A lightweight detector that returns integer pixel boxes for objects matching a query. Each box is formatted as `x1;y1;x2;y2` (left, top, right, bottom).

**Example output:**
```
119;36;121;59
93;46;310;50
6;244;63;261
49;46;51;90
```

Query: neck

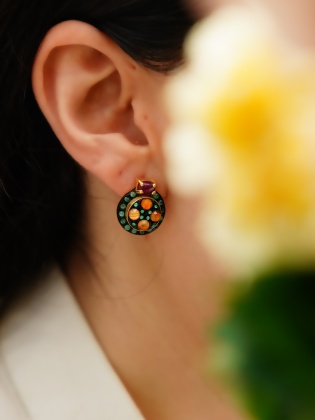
66;175;242;420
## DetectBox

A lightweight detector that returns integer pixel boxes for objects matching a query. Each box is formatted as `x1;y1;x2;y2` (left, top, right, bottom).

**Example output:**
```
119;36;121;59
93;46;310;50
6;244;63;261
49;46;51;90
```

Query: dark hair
0;0;194;310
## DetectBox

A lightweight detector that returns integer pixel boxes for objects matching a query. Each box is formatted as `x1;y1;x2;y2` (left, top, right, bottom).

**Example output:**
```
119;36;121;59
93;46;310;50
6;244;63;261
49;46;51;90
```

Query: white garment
0;268;144;420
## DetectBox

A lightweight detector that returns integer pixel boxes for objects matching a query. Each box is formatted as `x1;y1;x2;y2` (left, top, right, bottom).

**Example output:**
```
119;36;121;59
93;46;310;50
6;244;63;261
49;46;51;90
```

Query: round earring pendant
117;179;166;235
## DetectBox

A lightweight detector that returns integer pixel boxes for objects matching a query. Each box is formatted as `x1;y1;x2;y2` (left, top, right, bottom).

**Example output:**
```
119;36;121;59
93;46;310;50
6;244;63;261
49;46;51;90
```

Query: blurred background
165;1;315;418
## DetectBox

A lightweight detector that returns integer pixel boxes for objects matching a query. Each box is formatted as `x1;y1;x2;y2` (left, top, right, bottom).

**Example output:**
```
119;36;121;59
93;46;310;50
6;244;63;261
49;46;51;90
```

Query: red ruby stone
137;180;155;195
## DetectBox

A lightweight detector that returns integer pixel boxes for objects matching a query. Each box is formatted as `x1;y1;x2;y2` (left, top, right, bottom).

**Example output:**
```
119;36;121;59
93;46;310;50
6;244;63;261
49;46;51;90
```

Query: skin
188;0;315;47
32;20;247;420
251;0;315;47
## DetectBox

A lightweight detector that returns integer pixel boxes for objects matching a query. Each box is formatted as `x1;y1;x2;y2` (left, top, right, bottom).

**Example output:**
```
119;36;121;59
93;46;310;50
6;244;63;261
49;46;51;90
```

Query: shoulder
0;353;29;419
0;268;62;420
0;267;144;420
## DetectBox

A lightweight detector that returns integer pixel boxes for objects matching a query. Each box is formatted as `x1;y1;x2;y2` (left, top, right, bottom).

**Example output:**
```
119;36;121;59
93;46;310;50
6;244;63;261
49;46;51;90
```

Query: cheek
137;70;169;125
135;81;170;163
162;194;218;277
155;193;226;322
187;0;246;17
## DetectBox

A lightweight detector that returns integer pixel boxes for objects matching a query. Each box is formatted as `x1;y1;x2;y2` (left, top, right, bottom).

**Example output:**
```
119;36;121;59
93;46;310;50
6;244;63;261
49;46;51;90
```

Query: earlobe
32;20;154;196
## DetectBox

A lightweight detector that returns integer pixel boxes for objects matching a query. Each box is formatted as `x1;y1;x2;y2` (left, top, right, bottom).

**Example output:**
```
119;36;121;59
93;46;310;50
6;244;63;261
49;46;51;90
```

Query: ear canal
115;103;148;146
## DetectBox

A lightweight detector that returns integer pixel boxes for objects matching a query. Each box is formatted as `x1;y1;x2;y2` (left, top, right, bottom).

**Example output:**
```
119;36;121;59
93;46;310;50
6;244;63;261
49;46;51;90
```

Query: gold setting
125;196;162;232
117;179;165;235
135;179;157;195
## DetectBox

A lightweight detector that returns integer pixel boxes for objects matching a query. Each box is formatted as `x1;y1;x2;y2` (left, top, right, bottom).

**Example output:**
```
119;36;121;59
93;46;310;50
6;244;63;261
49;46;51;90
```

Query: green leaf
210;268;315;420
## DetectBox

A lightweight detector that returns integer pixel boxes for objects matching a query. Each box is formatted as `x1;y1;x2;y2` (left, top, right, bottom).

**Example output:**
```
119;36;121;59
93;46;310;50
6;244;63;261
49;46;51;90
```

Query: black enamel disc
117;189;166;235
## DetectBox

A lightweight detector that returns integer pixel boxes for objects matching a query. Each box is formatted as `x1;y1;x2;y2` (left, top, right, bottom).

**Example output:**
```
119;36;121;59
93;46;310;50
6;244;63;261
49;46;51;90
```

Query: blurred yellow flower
164;6;315;275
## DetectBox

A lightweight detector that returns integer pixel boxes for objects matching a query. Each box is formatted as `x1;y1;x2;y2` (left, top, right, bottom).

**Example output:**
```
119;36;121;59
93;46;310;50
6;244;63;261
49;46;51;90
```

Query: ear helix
116;179;166;235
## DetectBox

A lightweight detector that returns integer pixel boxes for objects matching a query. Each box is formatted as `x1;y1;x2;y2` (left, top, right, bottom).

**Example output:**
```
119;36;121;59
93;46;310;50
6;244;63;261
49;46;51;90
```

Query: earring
117;179;166;235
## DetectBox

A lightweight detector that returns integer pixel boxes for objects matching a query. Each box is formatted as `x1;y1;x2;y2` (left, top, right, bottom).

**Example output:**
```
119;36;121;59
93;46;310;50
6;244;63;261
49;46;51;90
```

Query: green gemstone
140;231;145;235
154;205;158;209
125;225;131;231
140;210;144;214
134;203;139;208
140;216;144;220
132;223;136;227
148;211;152;214
120;219;126;224
153;194;159;199
146;216;150;221
124;197;130;202
159;200;164;206
130;191;137;198
119;211;124;217
132;229;137;234
120;204;126;210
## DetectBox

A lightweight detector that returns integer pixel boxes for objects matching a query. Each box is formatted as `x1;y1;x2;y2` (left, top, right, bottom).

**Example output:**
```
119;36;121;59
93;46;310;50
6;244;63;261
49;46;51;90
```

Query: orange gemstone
141;199;153;210
150;211;161;222
138;220;150;231
129;208;140;221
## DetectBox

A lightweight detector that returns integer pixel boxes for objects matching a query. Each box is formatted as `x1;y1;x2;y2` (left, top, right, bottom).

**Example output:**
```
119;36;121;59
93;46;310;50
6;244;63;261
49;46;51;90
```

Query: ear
32;20;166;196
